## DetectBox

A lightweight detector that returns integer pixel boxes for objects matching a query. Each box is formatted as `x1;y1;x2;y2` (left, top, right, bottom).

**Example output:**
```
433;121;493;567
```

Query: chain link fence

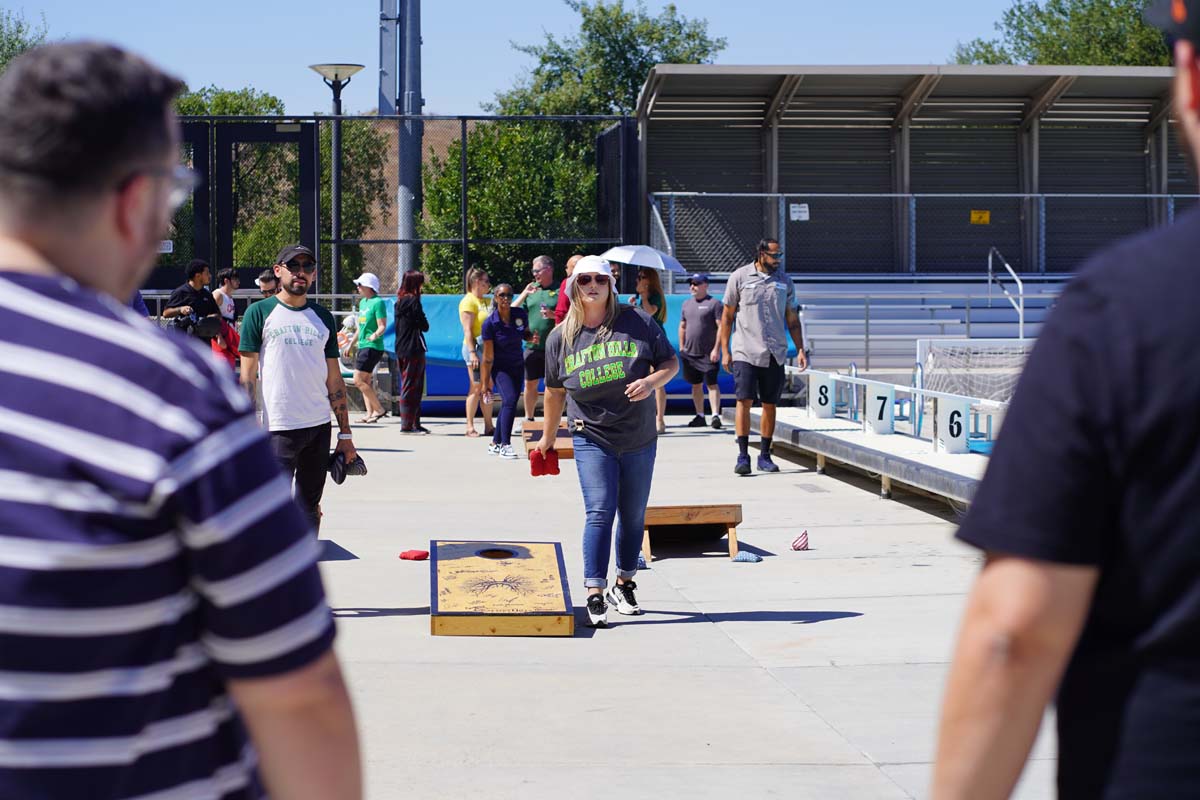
652;192;1200;275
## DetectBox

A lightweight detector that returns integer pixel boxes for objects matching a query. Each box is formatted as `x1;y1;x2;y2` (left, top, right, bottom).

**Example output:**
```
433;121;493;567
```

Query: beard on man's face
282;274;310;296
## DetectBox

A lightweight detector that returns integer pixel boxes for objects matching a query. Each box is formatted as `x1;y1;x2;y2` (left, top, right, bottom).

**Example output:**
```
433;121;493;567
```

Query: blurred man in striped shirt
0;42;361;799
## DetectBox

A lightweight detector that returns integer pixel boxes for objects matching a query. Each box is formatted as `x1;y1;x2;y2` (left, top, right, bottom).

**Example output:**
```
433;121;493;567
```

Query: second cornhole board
430;540;574;637
521;426;574;457
642;504;743;562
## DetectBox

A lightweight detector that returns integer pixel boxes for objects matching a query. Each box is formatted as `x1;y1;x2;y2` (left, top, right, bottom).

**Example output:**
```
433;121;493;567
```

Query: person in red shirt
553;254;583;324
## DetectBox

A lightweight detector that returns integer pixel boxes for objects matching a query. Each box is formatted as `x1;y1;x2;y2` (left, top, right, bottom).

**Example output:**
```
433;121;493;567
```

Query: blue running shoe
757;453;780;473
734;453;751;476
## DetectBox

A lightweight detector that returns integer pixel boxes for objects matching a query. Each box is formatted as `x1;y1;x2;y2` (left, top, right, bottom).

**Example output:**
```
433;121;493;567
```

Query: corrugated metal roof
637;65;1174;127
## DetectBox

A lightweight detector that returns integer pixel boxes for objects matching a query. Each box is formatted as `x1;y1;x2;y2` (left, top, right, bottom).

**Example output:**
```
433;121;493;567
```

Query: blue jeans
573;435;658;589
490;365;523;446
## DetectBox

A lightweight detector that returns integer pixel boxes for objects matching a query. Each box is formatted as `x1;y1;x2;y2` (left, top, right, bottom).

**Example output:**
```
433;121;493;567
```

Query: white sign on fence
936;398;971;454
789;203;810;222
809;373;835;419
158;240;174;254
866;382;895;435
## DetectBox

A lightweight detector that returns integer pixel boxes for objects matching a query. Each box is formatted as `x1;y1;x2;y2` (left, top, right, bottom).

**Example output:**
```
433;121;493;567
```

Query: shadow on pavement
319;540;359;561
627;609;861;626
332;607;430;618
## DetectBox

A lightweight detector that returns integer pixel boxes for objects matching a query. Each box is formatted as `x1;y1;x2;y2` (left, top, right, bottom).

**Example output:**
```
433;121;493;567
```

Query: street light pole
309;63;364;303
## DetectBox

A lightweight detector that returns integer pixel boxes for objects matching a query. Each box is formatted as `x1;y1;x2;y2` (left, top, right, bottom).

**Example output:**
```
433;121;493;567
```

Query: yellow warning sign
970;210;991;225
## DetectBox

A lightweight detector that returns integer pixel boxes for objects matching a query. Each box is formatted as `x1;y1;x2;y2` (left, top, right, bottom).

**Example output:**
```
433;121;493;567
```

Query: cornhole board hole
642;504;743;562
430;540;574;637
521;425;574;458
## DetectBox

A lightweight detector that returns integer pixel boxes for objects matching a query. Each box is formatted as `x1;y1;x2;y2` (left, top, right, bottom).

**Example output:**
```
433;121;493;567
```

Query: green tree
175;85;285;116
420;1;725;291
491;0;726;116
420;121;599;293
954;0;1170;66
0;10;47;75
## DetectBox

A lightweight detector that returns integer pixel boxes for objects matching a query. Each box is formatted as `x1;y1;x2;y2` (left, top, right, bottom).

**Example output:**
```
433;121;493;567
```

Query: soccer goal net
917;338;1035;405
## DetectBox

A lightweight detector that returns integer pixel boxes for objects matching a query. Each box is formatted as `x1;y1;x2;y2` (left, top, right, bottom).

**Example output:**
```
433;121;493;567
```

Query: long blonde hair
465;266;488;294
561;275;621;349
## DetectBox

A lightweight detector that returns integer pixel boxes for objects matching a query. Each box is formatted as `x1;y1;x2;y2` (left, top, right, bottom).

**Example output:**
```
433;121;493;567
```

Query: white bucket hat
353;273;381;293
564;255;614;298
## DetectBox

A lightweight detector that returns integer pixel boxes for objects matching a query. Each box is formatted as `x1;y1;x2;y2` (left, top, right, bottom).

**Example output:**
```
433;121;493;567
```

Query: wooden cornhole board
642;504;743;562
430;540;574;637
521;422;574;458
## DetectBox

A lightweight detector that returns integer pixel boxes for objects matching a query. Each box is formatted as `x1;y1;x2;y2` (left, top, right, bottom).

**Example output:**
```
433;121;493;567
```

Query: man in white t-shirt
239;244;356;532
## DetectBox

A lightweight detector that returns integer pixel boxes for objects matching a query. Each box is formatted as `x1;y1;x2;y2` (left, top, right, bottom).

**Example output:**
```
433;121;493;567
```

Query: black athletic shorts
355;347;384;372
732;357;785;404
681;357;719;387
524;348;546;382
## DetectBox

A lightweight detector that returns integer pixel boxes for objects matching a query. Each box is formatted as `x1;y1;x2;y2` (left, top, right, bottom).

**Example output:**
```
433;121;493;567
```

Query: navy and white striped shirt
0;272;336;799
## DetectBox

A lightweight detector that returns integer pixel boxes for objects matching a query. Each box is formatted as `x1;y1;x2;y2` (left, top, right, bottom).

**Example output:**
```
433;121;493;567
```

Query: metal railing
987;247;1025;339
794;289;1061;370
788;366;1007;452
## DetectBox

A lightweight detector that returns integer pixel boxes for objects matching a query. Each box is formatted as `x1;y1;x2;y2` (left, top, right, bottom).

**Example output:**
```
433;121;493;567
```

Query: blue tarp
374;294;798;402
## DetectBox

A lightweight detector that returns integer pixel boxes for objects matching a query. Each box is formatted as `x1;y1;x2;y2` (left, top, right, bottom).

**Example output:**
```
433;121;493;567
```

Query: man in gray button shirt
719;238;807;475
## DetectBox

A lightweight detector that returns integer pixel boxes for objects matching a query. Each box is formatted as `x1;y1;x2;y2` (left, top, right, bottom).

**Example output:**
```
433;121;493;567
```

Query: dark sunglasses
284;259;317;274
495;292;513;299
689;280;707;286
761;250;785;260
576;274;611;287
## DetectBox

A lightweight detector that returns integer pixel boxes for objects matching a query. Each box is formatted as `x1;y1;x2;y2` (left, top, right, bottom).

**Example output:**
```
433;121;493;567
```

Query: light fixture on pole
309;63;364;300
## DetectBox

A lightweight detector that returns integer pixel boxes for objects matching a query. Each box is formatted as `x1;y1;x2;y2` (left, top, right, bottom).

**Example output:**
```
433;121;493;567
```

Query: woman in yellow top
459;266;494;437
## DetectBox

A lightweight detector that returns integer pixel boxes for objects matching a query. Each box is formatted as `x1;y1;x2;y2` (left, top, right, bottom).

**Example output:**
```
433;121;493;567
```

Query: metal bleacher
689;274;1066;374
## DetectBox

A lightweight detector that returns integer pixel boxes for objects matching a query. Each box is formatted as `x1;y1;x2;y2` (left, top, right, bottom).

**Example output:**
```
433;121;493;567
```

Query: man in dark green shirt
514;254;559;421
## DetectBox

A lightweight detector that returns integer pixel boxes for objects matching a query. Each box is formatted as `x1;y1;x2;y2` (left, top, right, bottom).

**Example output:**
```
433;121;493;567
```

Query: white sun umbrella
598;245;686;274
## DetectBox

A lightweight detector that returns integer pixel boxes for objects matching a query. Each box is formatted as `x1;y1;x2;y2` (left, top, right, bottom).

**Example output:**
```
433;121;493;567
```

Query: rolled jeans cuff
616;567;637;580
584;578;607;589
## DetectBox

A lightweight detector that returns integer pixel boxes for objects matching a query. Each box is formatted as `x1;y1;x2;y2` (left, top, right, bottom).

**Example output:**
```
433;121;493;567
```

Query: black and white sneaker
606;580;643;616
711;415;723;429
585;594;608;628
686;414;706;427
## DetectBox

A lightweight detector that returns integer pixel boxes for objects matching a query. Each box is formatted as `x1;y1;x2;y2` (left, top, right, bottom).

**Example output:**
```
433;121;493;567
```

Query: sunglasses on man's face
284;259;317;274
495;293;513;299
762;250;784;260
576;274;610;287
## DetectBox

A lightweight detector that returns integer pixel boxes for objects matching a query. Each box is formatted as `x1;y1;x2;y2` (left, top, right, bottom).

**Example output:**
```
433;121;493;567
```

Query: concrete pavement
315;415;1056;799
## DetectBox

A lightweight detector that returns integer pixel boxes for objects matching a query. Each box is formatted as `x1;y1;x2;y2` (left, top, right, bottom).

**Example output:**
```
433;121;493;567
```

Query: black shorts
732;358;785;405
355;348;384;372
524;348;546;381
681;358;719;387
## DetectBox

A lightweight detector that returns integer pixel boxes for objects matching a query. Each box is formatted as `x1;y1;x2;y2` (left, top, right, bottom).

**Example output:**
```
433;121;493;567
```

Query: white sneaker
605;580;643;616
498;444;519;460
585;594;608;628
487;442;501;455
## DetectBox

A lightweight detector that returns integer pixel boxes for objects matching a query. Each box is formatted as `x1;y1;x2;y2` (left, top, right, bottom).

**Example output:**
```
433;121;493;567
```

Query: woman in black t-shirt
540;256;678;629
393;270;429;434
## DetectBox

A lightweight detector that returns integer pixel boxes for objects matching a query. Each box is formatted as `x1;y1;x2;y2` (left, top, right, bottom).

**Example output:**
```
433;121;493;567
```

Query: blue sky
18;0;1012;114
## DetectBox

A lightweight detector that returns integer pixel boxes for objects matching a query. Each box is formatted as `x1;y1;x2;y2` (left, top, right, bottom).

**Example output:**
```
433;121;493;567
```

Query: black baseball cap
1145;0;1200;42
275;244;316;266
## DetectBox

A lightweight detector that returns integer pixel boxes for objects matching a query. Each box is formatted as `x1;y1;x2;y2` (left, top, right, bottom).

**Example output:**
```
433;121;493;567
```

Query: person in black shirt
393;269;430;434
162;258;219;336
934;5;1200;797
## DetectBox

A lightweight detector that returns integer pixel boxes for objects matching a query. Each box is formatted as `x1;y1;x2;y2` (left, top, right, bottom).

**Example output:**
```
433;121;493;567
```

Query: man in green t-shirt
514;255;559;421
352;272;388;423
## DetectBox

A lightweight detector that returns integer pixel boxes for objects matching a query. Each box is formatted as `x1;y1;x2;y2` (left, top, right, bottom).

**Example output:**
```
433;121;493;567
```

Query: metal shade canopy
599;245;686;274
309;64;365;82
